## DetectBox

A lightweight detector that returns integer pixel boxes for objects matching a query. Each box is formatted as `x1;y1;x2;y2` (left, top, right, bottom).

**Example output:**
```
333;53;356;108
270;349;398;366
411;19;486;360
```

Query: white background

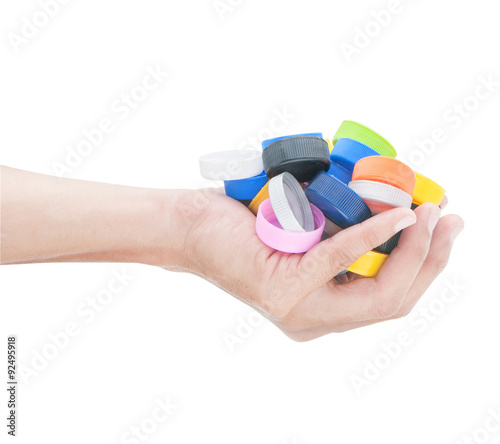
1;1;500;443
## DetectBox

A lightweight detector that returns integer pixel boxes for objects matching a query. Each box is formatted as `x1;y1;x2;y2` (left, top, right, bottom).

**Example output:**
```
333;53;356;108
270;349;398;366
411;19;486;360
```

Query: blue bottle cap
305;172;371;228
224;171;268;201
330;138;381;172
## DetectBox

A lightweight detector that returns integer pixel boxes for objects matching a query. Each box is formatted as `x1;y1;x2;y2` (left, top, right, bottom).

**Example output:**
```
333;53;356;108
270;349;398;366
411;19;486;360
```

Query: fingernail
428;208;441;234
450;225;464;243
394;215;417;233
440;195;448;210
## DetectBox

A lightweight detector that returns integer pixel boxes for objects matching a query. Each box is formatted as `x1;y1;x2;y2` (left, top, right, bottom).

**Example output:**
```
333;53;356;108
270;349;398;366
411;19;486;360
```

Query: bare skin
0;166;464;341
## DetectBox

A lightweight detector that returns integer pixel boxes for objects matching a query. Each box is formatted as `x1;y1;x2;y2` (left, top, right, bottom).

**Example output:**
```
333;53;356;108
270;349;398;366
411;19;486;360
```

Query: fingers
392;214;464;317
372;203;441;315
299;207;417;290
440;195;449;210
275;278;377;332
278;204;441;332
286;213;464;339
272;208;463;342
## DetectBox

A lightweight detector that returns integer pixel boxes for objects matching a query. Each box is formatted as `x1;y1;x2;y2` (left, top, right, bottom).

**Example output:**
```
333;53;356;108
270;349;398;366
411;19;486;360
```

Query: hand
179;189;464;341
0;166;464;342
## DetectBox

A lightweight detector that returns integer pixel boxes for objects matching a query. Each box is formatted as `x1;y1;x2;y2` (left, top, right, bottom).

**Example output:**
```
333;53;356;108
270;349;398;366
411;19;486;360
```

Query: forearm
0;166;197;268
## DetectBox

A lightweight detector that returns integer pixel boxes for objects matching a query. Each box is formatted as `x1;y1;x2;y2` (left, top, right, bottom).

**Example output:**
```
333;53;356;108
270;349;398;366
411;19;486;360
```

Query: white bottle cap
199;150;263;180
268;172;315;232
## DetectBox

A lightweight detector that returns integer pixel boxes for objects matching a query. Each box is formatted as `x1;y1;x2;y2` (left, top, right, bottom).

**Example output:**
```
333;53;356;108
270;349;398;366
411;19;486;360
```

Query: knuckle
328;244;354;273
279;310;314;332
413;245;429;265
432;258;449;275
279;315;302;331
391;307;410;319
327;225;382;274
263;296;295;321
266;302;291;320
364;229;385;251
283;331;314;342
374;297;401;319
352;219;385;251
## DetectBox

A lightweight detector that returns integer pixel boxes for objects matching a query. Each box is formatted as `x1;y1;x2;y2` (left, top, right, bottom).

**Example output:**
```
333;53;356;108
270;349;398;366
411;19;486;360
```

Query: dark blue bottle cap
305;172;371;228
326;161;352;185
238;199;253;207
374;231;401;254
262;133;323;150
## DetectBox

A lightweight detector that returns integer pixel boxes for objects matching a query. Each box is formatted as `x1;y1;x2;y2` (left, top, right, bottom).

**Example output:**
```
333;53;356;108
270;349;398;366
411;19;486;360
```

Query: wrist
157;187;226;275
124;188;189;269
143;188;215;271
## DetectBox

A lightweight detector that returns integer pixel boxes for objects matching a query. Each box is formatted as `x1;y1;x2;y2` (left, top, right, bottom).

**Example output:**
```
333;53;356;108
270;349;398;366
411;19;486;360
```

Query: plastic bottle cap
348;180;413;215
332;121;397;158
224;172;268;201
412;172;446;206
374;231;402;255
325;138;334;153
330;138;381;171
263;136;331;183
268;173;315;232
255;199;325;254
326;161;352;185
321;217;344;241
262;133;323;150
347;250;389;277
199;150;263;180
305;172;372;229
352;156;416;195
238;199;253;207
248;182;270;215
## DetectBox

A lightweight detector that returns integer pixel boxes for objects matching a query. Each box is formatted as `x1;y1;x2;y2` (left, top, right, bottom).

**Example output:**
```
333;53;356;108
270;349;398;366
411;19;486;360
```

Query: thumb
299;207;417;289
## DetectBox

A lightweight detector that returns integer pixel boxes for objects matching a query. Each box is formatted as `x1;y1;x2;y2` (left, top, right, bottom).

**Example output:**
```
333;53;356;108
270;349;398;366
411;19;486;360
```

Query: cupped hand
179;189;464;342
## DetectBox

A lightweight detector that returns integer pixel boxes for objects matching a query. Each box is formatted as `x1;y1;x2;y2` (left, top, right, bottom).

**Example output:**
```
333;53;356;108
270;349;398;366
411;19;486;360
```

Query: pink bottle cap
255;199;325;254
